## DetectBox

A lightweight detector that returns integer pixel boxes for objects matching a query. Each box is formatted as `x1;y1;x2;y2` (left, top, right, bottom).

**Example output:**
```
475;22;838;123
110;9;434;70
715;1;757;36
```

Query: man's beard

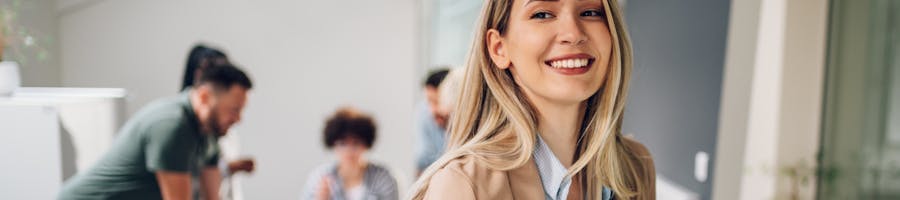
207;109;227;137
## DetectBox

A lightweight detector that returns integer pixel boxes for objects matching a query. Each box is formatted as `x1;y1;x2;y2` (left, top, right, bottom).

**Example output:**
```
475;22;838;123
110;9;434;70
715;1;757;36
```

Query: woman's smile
544;53;596;75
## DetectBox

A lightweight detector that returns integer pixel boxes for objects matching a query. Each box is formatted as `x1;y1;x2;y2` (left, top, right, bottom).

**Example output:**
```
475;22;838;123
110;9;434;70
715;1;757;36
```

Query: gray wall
622;0;731;199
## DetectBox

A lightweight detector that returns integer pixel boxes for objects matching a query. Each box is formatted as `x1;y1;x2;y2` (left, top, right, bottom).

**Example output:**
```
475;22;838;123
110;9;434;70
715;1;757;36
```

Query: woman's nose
558;16;588;45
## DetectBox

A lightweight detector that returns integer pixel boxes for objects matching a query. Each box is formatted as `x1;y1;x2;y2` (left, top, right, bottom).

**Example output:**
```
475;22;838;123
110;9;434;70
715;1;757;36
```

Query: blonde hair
437;67;464;113
409;0;650;199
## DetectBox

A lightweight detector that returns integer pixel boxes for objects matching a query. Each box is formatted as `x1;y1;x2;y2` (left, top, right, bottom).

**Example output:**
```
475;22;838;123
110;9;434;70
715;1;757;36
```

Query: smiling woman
407;0;655;200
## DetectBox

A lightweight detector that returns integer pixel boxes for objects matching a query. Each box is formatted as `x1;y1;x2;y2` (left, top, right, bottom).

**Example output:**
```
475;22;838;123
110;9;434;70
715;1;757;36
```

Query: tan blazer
423;137;655;200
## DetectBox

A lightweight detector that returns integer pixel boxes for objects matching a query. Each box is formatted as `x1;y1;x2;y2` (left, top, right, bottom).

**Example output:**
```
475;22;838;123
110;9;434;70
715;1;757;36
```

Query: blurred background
0;0;897;199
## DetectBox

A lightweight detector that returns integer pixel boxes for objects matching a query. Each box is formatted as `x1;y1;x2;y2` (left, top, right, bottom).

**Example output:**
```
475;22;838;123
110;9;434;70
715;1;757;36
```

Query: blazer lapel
507;159;546;200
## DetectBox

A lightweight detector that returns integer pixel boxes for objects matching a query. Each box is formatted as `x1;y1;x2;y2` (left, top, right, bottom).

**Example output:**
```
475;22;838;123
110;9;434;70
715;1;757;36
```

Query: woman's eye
581;9;605;17
530;11;555;19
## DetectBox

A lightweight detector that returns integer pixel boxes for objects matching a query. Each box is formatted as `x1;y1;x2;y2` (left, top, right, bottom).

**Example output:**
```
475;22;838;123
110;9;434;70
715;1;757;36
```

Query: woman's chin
549;87;600;102
538;91;595;105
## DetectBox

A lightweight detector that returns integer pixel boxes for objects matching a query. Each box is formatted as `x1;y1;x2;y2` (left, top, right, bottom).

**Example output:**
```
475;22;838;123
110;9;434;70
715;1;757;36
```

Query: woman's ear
486;29;511;69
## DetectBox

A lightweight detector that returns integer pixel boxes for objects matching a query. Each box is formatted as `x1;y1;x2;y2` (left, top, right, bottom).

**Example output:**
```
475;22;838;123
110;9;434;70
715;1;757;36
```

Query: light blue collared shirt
534;135;612;200
416;101;447;171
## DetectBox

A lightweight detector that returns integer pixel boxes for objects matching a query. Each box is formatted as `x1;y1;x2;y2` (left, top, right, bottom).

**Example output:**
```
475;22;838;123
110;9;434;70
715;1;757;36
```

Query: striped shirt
534;135;613;200
302;162;398;200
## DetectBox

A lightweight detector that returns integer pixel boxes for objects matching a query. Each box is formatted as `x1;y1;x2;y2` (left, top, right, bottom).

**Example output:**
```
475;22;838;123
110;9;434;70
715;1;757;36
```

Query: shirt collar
179;90;200;131
533;135;574;200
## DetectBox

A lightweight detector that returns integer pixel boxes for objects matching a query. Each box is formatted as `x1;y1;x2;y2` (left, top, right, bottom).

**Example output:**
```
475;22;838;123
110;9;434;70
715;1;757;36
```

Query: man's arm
200;167;222;200
226;158;255;175
145;120;196;200
155;171;192;200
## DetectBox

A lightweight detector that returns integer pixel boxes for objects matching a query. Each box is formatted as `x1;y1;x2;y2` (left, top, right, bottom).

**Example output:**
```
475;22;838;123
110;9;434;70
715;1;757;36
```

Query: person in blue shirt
415;69;450;176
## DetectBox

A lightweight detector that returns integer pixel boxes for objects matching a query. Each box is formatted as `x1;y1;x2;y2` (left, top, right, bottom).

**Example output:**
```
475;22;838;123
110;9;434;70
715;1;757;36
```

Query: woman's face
334;137;368;164
488;0;612;105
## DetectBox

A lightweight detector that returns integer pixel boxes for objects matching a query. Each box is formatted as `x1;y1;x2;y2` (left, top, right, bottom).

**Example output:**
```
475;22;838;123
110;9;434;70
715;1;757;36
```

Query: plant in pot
0;6;19;96
0;0;52;96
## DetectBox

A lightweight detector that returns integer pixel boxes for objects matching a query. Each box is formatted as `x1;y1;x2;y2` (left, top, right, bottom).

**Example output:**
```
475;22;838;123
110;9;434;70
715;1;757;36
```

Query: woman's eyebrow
526;0;559;7
526;0;603;7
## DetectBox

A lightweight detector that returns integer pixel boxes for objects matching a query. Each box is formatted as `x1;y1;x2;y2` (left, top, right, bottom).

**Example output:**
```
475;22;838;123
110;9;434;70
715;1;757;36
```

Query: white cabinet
0;87;126;199
0;105;62;200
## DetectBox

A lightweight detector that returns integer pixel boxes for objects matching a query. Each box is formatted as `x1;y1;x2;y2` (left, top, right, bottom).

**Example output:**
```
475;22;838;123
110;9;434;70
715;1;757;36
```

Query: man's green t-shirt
58;92;219;200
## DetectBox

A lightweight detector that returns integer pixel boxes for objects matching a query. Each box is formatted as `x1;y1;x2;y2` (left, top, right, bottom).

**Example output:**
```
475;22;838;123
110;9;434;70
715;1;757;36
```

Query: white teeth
549;58;590;68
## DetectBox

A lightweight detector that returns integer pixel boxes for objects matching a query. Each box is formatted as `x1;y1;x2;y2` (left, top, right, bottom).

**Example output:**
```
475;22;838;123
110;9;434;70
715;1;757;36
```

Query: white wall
739;0;786;198
775;0;827;198
58;0;419;199
711;0;761;198
424;0;480;68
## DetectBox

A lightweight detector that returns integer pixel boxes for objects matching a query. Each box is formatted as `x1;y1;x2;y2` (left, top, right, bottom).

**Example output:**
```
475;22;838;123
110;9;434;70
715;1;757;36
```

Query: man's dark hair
323;108;376;149
424;68;450;88
196;63;253;91
182;44;229;91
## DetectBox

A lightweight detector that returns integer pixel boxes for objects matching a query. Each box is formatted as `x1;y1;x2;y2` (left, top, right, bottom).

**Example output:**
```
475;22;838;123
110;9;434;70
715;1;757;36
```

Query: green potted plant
0;6;21;96
0;0;53;96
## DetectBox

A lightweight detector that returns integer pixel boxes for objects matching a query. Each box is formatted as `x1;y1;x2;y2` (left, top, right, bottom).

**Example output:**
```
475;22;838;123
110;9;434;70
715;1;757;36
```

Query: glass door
818;0;900;199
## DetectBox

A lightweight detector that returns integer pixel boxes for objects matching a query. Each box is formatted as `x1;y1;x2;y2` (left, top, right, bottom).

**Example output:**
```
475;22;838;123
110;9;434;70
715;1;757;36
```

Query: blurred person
59;64;253;200
435;68;465;122
415;68;465;175
415;68;449;176
408;0;655;200
180;44;255;199
182;44;229;91
303;107;399;200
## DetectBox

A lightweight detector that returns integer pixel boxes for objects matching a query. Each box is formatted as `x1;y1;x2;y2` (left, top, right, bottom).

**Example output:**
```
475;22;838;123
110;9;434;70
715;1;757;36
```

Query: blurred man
59;64;253;200
179;44;254;200
415;68;450;176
